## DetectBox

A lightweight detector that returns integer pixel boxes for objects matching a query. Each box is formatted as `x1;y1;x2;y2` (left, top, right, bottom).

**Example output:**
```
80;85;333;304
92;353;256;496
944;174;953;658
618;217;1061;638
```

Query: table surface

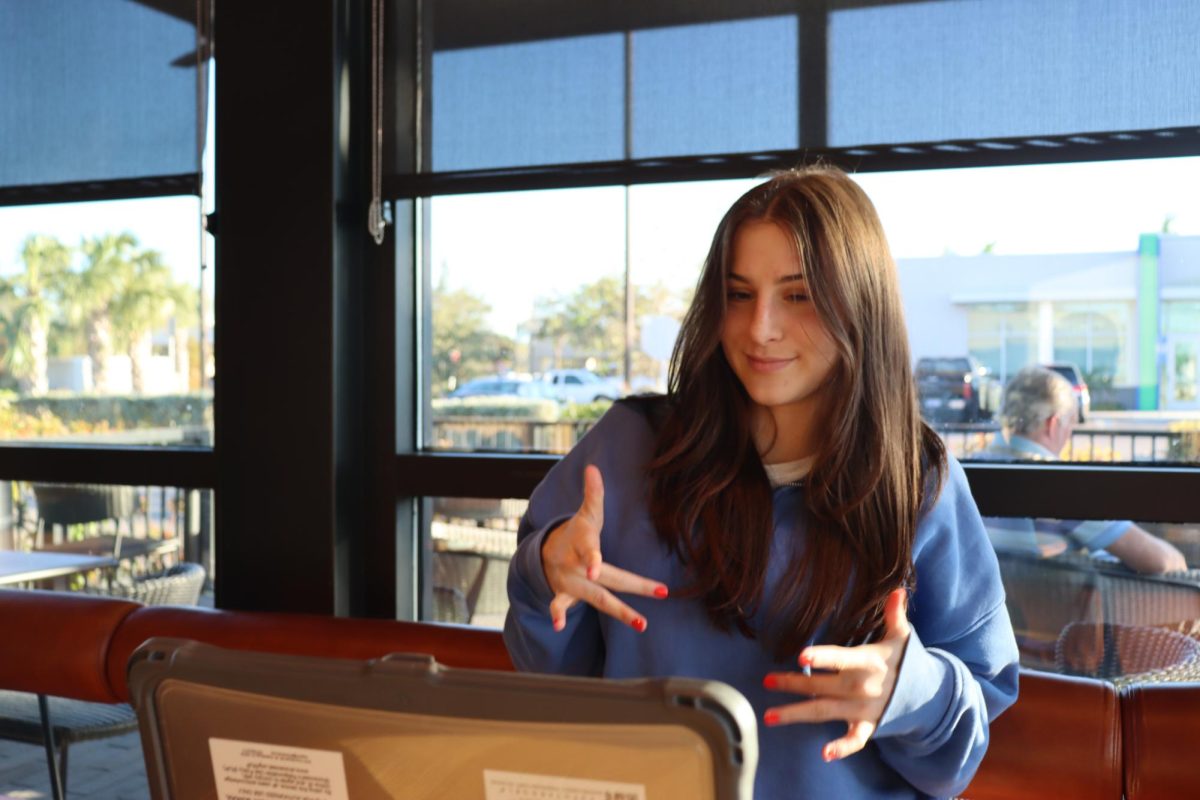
0;550;116;585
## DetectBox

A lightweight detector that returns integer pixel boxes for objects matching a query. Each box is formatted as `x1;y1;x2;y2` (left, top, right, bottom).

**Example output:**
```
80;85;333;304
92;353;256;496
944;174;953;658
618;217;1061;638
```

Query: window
0;0;215;600
390;2;1200;694
0;197;213;447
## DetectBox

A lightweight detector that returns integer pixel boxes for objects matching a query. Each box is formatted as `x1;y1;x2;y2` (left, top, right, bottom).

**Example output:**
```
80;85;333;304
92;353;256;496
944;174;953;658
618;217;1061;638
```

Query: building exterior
899;234;1200;411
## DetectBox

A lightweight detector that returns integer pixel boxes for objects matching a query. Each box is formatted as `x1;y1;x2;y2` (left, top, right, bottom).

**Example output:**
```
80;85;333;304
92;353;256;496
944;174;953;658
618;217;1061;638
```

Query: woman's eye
727;290;752;301
786;292;809;303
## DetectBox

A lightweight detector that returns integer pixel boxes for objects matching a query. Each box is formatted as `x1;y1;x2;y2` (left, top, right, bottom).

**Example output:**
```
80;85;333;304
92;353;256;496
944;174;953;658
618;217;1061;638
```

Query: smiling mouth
746;355;793;373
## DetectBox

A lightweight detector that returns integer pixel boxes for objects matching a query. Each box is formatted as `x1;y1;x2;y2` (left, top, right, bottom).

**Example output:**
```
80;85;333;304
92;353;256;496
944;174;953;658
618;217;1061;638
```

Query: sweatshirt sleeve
872;457;1020;798
503;402;652;677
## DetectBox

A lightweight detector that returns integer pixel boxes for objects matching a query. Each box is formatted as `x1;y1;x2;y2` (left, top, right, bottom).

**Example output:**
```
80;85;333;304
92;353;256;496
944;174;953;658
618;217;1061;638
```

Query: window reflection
989;515;1199;686
426;496;525;628
0;479;212;602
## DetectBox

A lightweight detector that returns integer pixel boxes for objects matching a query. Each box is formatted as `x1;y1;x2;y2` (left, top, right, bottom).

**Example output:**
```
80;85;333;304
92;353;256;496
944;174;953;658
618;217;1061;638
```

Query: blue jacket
505;401;1019;799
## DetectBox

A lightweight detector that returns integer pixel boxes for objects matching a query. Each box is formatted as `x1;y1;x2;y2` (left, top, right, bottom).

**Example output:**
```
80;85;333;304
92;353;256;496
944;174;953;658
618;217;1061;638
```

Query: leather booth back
962;671;1122;800
1121;681;1200;800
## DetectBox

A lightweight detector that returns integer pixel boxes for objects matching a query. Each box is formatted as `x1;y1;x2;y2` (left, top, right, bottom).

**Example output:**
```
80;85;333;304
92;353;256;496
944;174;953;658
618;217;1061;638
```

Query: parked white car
539;368;622;404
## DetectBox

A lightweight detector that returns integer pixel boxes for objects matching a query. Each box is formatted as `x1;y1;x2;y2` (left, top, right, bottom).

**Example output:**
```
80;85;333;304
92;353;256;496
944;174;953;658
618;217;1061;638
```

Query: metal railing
432;416;1190;465
938;423;1185;464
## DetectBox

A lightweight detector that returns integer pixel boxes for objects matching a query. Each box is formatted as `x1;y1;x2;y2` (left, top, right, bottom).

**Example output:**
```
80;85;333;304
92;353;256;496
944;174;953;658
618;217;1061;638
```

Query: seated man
980;365;1187;575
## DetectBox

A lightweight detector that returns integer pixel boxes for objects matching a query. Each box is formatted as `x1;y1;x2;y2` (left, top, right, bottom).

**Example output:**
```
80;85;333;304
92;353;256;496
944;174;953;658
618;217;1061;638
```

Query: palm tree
110;247;179;393
65;234;136;393
0;235;70;394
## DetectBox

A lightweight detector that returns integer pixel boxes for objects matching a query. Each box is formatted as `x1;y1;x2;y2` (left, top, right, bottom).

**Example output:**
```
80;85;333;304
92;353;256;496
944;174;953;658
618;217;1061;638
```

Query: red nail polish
653;585;669;599
553;618;565;632
763;675;777;689
823;746;836;762
631;617;647;633
764;710;780;726
798;651;812;667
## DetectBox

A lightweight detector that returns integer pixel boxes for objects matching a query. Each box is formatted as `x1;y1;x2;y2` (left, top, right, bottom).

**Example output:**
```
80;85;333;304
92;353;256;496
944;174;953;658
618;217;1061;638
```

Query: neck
752;400;823;464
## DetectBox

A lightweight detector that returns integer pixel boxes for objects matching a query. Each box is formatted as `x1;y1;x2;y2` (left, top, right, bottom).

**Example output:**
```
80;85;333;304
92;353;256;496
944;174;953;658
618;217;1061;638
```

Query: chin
742;383;798;409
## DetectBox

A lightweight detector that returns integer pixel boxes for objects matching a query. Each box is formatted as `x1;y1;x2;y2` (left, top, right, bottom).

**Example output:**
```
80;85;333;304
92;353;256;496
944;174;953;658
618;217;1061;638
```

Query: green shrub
8;392;212;434
432;396;560;422
558;399;613;421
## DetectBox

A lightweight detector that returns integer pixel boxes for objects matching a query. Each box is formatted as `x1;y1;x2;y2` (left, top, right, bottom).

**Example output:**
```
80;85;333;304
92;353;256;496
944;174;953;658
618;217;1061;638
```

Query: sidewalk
0;730;148;799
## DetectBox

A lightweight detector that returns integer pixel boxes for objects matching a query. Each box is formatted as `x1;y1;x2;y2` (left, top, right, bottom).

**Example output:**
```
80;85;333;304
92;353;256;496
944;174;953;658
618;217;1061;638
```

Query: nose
749;297;781;343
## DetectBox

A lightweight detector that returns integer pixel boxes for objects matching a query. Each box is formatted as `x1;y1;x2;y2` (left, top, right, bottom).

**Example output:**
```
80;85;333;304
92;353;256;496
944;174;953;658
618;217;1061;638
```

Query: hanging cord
367;0;387;245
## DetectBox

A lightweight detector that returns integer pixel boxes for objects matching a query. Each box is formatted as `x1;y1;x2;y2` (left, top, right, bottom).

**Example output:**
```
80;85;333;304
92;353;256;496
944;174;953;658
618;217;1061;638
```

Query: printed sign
209;738;350;800
484;769;646;800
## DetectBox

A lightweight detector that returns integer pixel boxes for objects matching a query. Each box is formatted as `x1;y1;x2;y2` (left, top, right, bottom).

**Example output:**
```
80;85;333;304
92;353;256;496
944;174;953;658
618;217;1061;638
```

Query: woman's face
720;220;839;417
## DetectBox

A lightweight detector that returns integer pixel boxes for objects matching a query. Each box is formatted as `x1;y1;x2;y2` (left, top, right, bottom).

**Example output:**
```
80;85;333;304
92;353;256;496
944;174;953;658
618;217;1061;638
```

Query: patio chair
432;548;509;625
31;483;183;569
30;483;137;553
0;563;206;800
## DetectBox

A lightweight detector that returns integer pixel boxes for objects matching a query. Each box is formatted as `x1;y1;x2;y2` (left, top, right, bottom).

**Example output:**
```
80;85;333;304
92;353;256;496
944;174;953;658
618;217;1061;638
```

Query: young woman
504;167;1019;798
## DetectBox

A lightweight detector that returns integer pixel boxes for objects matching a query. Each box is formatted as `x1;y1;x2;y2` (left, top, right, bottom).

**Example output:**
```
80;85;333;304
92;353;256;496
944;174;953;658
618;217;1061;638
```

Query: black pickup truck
915;356;1001;423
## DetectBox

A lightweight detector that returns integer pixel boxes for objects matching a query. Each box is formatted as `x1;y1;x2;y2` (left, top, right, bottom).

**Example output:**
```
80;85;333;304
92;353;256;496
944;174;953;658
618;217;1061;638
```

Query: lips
746;355;794;373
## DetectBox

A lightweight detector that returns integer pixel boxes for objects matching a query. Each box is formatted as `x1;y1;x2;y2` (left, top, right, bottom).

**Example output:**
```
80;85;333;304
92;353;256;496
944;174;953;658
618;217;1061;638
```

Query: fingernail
798;651;812;667
631;617;647;633
764;710;780;726
587;566;599;581
823;746;837;762
762;675;778;690
553;618;565;632
653;585;669;599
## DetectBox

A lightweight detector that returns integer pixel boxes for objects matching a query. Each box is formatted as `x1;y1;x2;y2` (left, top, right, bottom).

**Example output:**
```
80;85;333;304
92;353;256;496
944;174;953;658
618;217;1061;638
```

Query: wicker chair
997;551;1200;669
1055;621;1200;689
0;562;206;799
83;562;206;606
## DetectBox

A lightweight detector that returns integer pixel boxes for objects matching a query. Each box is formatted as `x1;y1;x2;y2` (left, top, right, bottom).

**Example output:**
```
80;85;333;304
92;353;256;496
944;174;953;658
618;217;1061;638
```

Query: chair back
99;563;206;606
961;670;1122;800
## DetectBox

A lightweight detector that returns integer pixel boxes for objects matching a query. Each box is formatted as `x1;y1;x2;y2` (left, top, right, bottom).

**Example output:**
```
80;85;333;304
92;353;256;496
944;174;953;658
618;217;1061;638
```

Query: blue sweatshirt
505;401;1019;799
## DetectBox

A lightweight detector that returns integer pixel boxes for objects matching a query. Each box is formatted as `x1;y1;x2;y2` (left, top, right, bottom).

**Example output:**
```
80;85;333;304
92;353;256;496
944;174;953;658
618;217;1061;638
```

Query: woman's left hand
762;588;910;762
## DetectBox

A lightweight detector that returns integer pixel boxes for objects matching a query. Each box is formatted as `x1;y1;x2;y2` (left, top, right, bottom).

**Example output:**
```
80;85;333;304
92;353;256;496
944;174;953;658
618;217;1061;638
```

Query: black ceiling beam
397;452;558;499
397;453;1200;524
0;446;215;488
384;127;1200;198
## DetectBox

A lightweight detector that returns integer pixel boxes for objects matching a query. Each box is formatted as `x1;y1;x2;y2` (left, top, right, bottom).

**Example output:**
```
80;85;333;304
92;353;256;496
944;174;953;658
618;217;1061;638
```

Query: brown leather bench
0;588;1193;799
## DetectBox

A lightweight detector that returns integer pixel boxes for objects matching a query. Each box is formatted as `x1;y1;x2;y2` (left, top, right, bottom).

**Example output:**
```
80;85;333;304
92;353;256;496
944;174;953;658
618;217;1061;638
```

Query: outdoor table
0;551;116;588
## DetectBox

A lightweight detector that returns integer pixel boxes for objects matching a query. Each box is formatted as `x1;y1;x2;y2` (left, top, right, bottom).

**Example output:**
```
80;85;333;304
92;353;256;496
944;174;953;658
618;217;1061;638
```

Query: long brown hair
648;166;946;659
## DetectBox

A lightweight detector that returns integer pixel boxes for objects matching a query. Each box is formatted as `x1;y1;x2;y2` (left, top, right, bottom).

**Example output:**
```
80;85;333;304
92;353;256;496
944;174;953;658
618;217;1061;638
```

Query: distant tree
532;277;684;379
64;234;137;393
0;235;71;394
110;247;186;393
432;278;515;396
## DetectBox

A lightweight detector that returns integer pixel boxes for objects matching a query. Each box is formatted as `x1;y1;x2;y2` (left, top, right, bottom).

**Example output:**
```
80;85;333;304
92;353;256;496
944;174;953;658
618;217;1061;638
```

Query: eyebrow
726;272;806;284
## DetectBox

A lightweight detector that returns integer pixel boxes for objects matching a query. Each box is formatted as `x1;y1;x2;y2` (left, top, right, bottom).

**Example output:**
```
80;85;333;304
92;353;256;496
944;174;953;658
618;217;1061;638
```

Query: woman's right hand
541;464;669;633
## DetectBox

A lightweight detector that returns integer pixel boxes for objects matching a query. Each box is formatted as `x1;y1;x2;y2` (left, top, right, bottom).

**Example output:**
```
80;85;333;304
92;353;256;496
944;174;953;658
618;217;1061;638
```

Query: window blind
0;0;207;193
414;0;1200;182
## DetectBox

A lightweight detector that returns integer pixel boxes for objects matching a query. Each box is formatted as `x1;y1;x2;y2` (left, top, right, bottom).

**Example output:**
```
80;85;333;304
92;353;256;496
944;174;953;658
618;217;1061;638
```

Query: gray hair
1001;366;1076;436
